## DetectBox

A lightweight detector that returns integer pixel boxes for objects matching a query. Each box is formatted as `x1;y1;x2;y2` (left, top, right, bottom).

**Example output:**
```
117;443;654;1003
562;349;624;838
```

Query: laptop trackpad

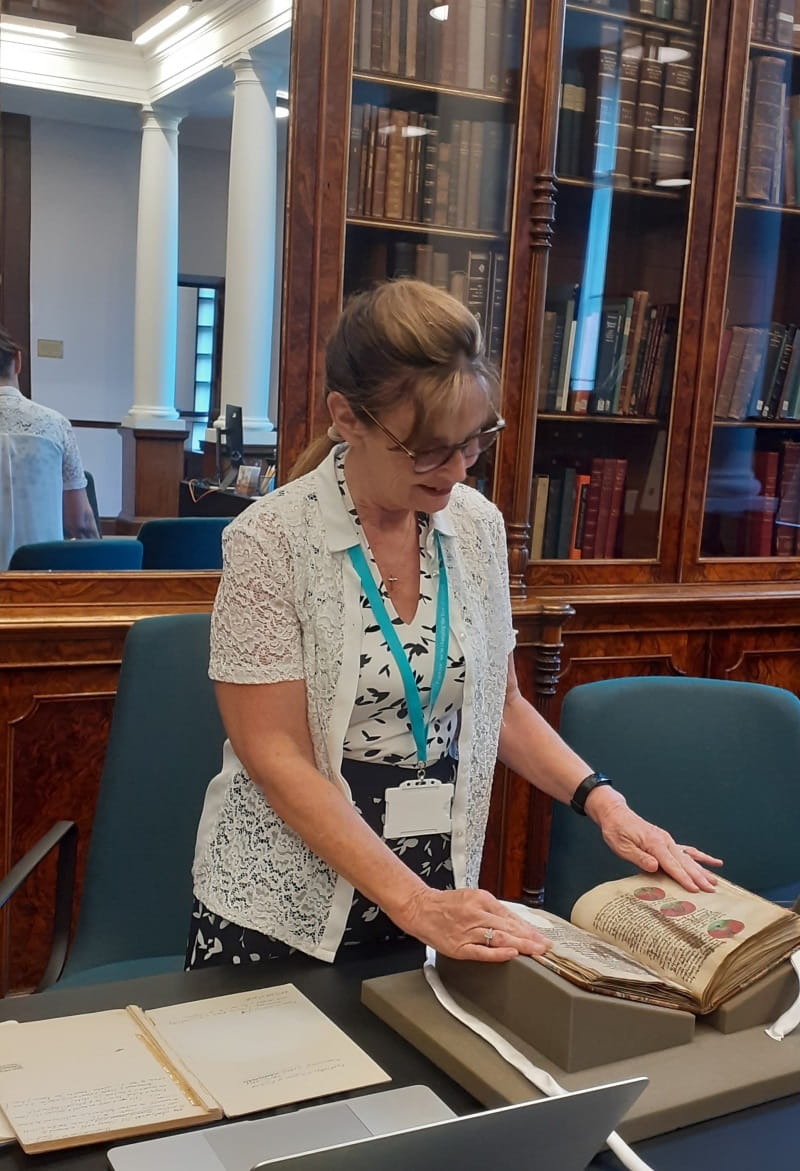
206;1109;371;1169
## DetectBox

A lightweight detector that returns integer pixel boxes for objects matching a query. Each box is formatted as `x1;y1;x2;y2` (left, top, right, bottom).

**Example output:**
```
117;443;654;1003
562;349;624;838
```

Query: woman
186;280;719;970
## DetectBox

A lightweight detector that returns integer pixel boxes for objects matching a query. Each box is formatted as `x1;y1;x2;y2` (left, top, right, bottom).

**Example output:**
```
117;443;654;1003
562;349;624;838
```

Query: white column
216;54;278;445
123;107;184;430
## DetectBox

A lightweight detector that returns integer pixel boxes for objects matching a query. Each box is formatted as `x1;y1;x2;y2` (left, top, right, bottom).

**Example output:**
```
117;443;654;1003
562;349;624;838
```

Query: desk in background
1;944;799;1171
178;481;254;518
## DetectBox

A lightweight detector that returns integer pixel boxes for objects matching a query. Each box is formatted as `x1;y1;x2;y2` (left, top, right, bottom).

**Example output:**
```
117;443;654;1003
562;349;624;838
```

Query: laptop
108;1078;647;1171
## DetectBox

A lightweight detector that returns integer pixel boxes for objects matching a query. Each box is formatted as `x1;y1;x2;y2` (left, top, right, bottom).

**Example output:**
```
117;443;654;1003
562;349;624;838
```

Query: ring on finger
483;927;494;946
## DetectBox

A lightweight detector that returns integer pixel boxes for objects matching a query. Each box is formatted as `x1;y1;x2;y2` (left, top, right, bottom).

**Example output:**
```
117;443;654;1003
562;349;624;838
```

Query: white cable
422;948;655;1171
765;949;800;1040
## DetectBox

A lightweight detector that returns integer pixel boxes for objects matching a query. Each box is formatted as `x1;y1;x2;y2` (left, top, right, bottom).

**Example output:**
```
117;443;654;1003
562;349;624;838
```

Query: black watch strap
570;771;613;815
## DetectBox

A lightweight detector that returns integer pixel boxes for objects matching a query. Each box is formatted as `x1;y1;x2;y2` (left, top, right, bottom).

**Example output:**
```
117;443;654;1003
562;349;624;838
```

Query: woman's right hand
397;887;552;962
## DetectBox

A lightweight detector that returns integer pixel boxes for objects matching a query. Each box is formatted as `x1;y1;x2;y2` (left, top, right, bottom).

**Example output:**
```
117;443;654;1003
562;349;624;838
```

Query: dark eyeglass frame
361;407;506;474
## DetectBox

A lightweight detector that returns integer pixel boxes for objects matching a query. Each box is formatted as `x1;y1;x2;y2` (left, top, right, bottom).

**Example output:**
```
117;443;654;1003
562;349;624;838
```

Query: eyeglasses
361;407;505;474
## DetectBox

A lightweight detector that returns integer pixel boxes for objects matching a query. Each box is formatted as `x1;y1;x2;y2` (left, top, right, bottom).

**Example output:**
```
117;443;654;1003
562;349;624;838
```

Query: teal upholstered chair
8;538;143;570
0;613;225;990
544;676;800;920
137;517;231;570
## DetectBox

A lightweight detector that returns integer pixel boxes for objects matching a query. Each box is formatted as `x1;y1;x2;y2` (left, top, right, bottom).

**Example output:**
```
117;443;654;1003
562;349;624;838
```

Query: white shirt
0;385;86;570
192;446;516;961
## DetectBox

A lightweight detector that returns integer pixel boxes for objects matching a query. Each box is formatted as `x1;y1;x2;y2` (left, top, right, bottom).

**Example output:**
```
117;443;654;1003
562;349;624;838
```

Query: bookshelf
343;0;522;380
280;0;800;905
529;1;703;568
696;3;800;562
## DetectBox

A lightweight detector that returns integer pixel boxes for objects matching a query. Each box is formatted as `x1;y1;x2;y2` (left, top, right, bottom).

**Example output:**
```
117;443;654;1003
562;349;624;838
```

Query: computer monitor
216;404;244;487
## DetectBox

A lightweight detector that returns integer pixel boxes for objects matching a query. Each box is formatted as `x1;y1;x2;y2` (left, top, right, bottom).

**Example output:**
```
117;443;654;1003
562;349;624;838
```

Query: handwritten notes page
0;1024;15;1146
144;984;390;1117
0;1010;219;1154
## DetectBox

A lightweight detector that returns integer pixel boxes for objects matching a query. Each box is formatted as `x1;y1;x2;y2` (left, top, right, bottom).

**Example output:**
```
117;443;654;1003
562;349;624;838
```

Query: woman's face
350;381;493;514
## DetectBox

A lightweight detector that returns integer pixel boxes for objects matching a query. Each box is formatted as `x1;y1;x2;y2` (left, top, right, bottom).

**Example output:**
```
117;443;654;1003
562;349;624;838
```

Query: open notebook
108;1078;648;1171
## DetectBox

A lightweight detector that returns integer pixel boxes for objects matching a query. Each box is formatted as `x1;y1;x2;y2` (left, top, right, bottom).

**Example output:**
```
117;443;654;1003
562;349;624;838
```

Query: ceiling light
429;6;449;20
133;1;192;46
0;15;76;38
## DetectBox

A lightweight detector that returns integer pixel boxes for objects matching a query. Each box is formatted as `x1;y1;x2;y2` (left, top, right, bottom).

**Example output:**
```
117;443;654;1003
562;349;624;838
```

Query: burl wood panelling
0;573;219;995
6;690;114;992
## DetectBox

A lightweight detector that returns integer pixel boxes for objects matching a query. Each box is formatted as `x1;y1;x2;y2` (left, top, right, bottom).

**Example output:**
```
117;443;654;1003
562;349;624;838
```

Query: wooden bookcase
282;0;800;905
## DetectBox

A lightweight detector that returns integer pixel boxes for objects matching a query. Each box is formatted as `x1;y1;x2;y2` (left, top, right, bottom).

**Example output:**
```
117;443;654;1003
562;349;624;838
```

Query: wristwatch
570;771;613;816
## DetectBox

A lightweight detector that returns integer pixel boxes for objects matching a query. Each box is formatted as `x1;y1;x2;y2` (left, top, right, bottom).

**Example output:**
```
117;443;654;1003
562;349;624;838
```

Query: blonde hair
289;279;497;479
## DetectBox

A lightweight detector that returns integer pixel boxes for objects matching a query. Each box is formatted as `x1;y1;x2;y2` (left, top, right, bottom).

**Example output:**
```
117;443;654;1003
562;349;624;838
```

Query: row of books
530;457;629;560
351;243;507;365
574;0;701;22
728;443;800;556
750;0;800;48
353;0;521;95
558;23;698;186
346;107;513;232
539;287;677;417
715;322;800;421
737;56;800;206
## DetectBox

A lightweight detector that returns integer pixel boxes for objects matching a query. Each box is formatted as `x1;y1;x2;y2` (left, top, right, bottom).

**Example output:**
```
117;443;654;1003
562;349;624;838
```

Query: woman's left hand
591;793;722;892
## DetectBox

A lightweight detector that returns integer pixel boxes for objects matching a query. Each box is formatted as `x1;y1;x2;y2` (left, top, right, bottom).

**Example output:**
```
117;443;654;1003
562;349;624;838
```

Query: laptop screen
251;1078;647;1171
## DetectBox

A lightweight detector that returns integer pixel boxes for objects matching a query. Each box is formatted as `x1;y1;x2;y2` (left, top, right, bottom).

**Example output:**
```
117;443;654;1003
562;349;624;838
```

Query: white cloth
0;385;86;570
192;445;516;961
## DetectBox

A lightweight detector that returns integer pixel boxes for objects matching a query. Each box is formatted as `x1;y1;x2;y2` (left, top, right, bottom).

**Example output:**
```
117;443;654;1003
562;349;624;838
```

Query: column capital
225;51;279;94
140;106;183;134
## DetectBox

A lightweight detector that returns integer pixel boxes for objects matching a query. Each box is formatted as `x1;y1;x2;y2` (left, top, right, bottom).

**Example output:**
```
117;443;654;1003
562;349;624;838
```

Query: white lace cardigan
192;446;516;961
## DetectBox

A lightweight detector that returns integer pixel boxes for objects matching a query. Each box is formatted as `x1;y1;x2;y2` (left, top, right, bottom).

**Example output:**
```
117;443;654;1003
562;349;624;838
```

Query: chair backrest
8;537;143;570
83;470;101;527
137;517;231;570
544;676;800;919
61;613;226;979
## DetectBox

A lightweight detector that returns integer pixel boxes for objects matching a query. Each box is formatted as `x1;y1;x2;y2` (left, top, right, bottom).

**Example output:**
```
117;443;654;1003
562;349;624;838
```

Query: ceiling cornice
0;0;290;110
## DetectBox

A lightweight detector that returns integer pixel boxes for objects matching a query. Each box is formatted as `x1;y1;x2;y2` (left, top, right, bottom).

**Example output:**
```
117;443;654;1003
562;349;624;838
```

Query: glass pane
701;24;800;558
532;1;703;562
347;0;524;491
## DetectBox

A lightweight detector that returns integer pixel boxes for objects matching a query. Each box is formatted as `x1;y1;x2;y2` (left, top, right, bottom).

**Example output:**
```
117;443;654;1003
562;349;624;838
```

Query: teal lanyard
348;532;449;773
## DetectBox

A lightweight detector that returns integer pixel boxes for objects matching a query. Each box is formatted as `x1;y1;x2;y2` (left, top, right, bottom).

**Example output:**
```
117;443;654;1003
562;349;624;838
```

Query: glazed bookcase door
528;0;708;583
694;1;800;576
345;0;526;492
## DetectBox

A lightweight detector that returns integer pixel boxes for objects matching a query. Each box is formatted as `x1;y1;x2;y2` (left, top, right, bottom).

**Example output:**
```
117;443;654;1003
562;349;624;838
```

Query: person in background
186;279;721;970
0;324;99;569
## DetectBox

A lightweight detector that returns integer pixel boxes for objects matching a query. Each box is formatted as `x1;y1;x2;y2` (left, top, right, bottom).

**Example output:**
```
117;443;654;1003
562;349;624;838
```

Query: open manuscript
0;985;389;1154
512;873;800;1014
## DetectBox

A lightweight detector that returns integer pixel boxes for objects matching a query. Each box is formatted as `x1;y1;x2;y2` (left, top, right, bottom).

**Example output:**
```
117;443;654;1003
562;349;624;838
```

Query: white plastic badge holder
384;779;454;839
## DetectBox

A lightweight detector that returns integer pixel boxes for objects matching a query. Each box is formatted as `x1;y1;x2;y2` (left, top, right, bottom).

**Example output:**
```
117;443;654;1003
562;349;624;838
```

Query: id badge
383;778;454;839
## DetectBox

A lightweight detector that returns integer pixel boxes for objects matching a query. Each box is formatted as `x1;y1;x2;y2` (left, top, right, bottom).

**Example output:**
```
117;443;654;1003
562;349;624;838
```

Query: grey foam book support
435;953;695;1072
361;957;800;1142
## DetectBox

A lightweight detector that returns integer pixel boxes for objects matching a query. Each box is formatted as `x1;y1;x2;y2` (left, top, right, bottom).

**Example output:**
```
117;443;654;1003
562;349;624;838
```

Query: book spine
487;250;507;366
612;28;643;183
594;23;620;179
631;38;666;187
484;0;504;93
529;474;551;560
745;56;788;202
580;458;607;559
347;103;365;217
652;40;697;185
370;107;392;218
603;458;628;558
464;121;485;230
568;474;592;559
384;108;410;219
466;250;492;335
